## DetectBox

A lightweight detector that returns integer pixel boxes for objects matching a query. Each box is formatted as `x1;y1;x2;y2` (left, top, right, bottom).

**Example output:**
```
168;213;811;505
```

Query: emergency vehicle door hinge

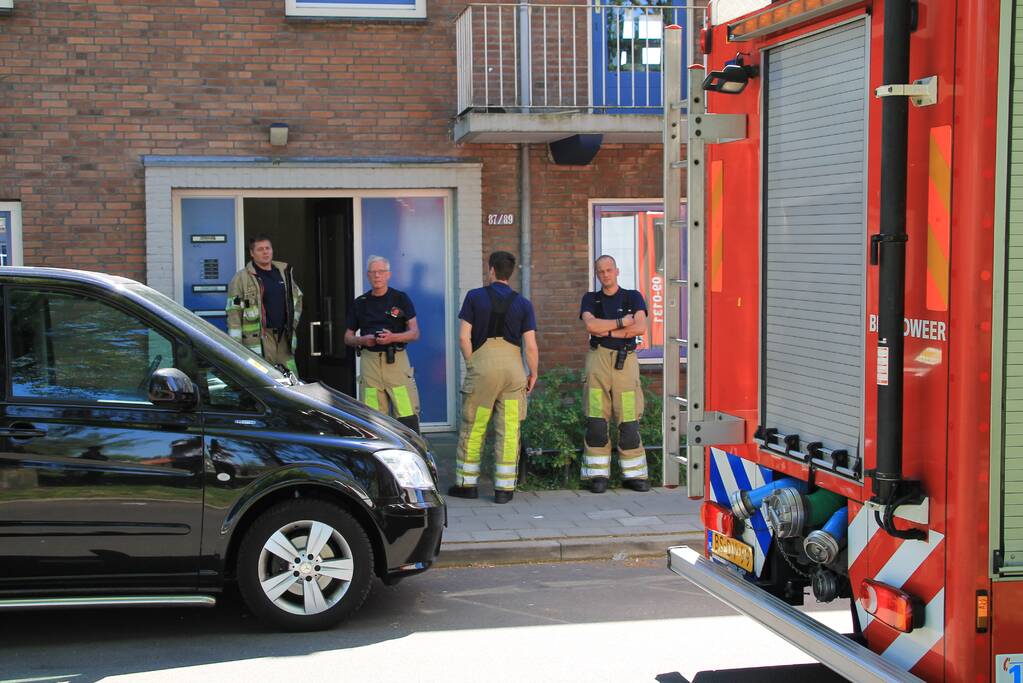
994;550;1004;572
687;411;745;447
685;114;747;144
874;75;937;107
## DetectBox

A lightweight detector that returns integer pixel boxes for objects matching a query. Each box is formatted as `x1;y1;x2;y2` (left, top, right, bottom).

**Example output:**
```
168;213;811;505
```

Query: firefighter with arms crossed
344;256;422;434
449;251;539;504
579;255;650;493
226;234;303;376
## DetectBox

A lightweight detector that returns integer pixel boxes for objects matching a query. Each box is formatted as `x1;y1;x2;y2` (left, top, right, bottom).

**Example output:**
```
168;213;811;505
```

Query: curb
434;531;704;568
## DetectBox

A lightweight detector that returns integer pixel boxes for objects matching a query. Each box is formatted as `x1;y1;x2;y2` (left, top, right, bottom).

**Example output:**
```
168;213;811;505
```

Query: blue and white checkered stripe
707;447;775;577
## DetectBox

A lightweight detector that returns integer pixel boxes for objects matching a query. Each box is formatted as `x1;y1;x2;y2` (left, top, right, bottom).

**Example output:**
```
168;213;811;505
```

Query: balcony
454;2;690;144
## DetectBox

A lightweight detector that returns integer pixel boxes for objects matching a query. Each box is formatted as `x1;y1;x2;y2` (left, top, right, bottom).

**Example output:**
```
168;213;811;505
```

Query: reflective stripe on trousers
582;347;648;481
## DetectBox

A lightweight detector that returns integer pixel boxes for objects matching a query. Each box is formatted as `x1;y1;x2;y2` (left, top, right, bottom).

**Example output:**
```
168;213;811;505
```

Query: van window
203;364;261;413
7;288;176;404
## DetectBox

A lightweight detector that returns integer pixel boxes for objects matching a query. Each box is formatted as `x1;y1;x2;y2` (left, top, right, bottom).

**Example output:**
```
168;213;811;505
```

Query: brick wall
0;0;666;372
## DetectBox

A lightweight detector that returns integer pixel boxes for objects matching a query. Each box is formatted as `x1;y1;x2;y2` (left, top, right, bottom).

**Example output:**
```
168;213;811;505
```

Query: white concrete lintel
454;111;667;144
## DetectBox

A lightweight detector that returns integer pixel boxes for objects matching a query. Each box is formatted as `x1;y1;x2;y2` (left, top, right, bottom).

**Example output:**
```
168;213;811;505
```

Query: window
202;364;261;413
0;202;23;267
7;289;176;405
602;1;682;73
592;201;685;361
285;0;425;20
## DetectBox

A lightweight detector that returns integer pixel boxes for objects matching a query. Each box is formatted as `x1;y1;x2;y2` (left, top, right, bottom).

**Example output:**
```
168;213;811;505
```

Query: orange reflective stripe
926;126;951;312
710;160;724;293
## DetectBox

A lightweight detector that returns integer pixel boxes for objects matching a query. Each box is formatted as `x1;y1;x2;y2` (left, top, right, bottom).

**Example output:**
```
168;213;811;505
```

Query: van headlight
374;449;436;490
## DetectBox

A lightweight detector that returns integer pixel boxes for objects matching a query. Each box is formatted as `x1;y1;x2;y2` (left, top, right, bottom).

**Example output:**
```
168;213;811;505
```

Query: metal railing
456;2;690;114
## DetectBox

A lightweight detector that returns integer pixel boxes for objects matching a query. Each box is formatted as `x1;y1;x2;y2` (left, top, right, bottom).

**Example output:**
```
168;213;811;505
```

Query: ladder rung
672;455;688;465
670;337;688;346
670;219;686;225
671;395;688;407
670;278;688;286
670;161;687;169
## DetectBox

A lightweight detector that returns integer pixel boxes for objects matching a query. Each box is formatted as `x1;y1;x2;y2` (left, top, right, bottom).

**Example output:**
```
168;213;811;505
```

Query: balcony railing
456;2;690;115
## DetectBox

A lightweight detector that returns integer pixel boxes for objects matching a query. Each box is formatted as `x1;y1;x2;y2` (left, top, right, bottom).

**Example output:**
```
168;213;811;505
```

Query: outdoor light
269;122;289;146
702;56;758;95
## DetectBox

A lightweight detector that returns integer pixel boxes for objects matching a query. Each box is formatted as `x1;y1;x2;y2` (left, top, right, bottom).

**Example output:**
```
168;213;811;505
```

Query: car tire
236;499;374;631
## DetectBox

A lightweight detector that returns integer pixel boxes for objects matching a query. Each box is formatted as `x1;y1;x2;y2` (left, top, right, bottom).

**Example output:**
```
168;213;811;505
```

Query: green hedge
516;366;671;490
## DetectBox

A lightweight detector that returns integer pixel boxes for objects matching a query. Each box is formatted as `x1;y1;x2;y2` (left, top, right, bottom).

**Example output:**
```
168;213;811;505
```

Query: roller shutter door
761;20;868;462
999;0;1023;572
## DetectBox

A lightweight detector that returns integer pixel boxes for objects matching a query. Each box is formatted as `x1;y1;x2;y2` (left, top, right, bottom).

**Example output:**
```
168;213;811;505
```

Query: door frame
171;188;457;431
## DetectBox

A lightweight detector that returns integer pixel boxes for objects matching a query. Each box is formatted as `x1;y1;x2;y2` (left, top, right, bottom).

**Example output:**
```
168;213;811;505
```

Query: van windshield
125;283;291;385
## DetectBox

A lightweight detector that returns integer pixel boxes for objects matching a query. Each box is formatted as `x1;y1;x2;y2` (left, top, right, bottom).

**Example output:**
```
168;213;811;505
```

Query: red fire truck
660;1;1023;681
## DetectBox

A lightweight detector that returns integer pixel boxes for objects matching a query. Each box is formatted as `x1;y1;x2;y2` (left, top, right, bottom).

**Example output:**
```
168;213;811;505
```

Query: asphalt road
0;557;853;683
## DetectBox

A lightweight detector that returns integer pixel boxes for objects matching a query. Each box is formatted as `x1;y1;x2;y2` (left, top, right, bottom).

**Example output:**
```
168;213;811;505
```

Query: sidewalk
425;431;705;567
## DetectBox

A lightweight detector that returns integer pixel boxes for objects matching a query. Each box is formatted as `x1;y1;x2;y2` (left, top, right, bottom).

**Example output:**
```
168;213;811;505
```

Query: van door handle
310;321;322;357
0;423;46;440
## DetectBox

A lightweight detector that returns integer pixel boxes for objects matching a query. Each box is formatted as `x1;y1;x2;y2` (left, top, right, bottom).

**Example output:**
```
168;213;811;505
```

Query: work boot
447;485;479;499
494;490;514;504
623;478;651;492
589;477;609;494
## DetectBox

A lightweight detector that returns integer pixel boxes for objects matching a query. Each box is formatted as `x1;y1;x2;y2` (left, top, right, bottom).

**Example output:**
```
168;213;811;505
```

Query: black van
0;268;445;630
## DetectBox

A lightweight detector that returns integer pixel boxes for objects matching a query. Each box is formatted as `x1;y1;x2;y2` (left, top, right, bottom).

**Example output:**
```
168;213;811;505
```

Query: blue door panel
361;198;449;425
181;198;236;332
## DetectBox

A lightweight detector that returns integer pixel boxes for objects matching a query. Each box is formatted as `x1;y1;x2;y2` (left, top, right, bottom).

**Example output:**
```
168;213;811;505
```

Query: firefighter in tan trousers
344;256;422;434
448;251;539;504
579;255;651;493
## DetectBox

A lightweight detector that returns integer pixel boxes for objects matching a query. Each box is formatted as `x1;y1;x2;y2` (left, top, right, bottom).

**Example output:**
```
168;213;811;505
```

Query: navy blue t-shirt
459;282;536;352
254;265;287;331
579;287;648;350
345;288;416;348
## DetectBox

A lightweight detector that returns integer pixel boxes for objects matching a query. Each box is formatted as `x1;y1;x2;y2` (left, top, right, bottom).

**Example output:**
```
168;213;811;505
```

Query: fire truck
659;1;1023;680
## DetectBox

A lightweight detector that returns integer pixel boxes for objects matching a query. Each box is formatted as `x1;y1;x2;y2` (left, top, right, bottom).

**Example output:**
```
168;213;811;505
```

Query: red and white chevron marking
847;502;946;680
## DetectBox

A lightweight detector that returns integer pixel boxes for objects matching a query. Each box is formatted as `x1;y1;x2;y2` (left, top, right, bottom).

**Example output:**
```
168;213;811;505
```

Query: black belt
364;345;405;353
590;342;636;352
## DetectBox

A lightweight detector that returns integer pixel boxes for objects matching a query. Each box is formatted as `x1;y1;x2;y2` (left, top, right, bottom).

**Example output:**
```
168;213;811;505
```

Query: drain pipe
520;143;532;298
517;0;532;298
870;0;920;530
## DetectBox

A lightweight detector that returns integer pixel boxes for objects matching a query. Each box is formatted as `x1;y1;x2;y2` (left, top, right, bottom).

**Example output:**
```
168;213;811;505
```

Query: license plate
711;531;754;573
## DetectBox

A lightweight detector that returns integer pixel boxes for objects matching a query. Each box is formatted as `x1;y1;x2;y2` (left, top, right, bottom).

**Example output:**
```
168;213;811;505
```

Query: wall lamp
269;122;289;146
702;55;759;95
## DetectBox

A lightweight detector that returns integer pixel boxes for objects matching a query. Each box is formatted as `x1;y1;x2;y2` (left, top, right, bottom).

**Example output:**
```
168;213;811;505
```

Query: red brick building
0;0;690;429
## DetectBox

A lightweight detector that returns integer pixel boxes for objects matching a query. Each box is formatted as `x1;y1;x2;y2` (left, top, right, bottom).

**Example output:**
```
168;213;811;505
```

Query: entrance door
307;199;356;393
242;198;356;395
591;0;686;112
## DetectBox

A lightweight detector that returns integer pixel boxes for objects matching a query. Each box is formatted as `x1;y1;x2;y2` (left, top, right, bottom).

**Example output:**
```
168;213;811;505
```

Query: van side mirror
149;368;198;410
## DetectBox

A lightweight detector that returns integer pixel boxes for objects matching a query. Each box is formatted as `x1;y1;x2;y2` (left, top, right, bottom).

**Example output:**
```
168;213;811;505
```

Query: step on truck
661;1;1023;680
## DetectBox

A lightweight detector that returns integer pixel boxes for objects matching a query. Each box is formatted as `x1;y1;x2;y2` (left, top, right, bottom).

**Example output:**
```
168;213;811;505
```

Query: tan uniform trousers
359;349;420;420
455;339;528;491
582;347;648;481
261;330;297;375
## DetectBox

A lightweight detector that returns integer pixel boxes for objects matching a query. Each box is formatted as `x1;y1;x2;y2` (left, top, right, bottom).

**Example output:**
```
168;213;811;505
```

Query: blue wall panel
361;197;448;424
181;198;236;332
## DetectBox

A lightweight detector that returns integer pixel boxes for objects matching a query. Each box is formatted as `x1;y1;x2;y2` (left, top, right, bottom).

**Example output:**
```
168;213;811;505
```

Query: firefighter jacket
226;260;303;358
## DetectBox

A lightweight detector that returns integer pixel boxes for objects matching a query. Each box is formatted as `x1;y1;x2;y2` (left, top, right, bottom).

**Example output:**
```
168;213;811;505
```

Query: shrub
518;365;669;490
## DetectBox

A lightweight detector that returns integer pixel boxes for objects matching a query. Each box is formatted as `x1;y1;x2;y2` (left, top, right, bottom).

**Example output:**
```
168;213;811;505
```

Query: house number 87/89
487;214;514;225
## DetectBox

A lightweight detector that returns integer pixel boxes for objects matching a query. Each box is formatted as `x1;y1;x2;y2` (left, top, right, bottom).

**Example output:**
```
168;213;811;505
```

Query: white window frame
285;0;426;20
0;1;12;15
0;201;23;267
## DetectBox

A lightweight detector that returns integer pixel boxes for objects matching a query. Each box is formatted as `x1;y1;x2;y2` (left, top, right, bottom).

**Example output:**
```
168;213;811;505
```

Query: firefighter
226;234;303;376
579;254;650;493
343;255;422;434
449;251;538;504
